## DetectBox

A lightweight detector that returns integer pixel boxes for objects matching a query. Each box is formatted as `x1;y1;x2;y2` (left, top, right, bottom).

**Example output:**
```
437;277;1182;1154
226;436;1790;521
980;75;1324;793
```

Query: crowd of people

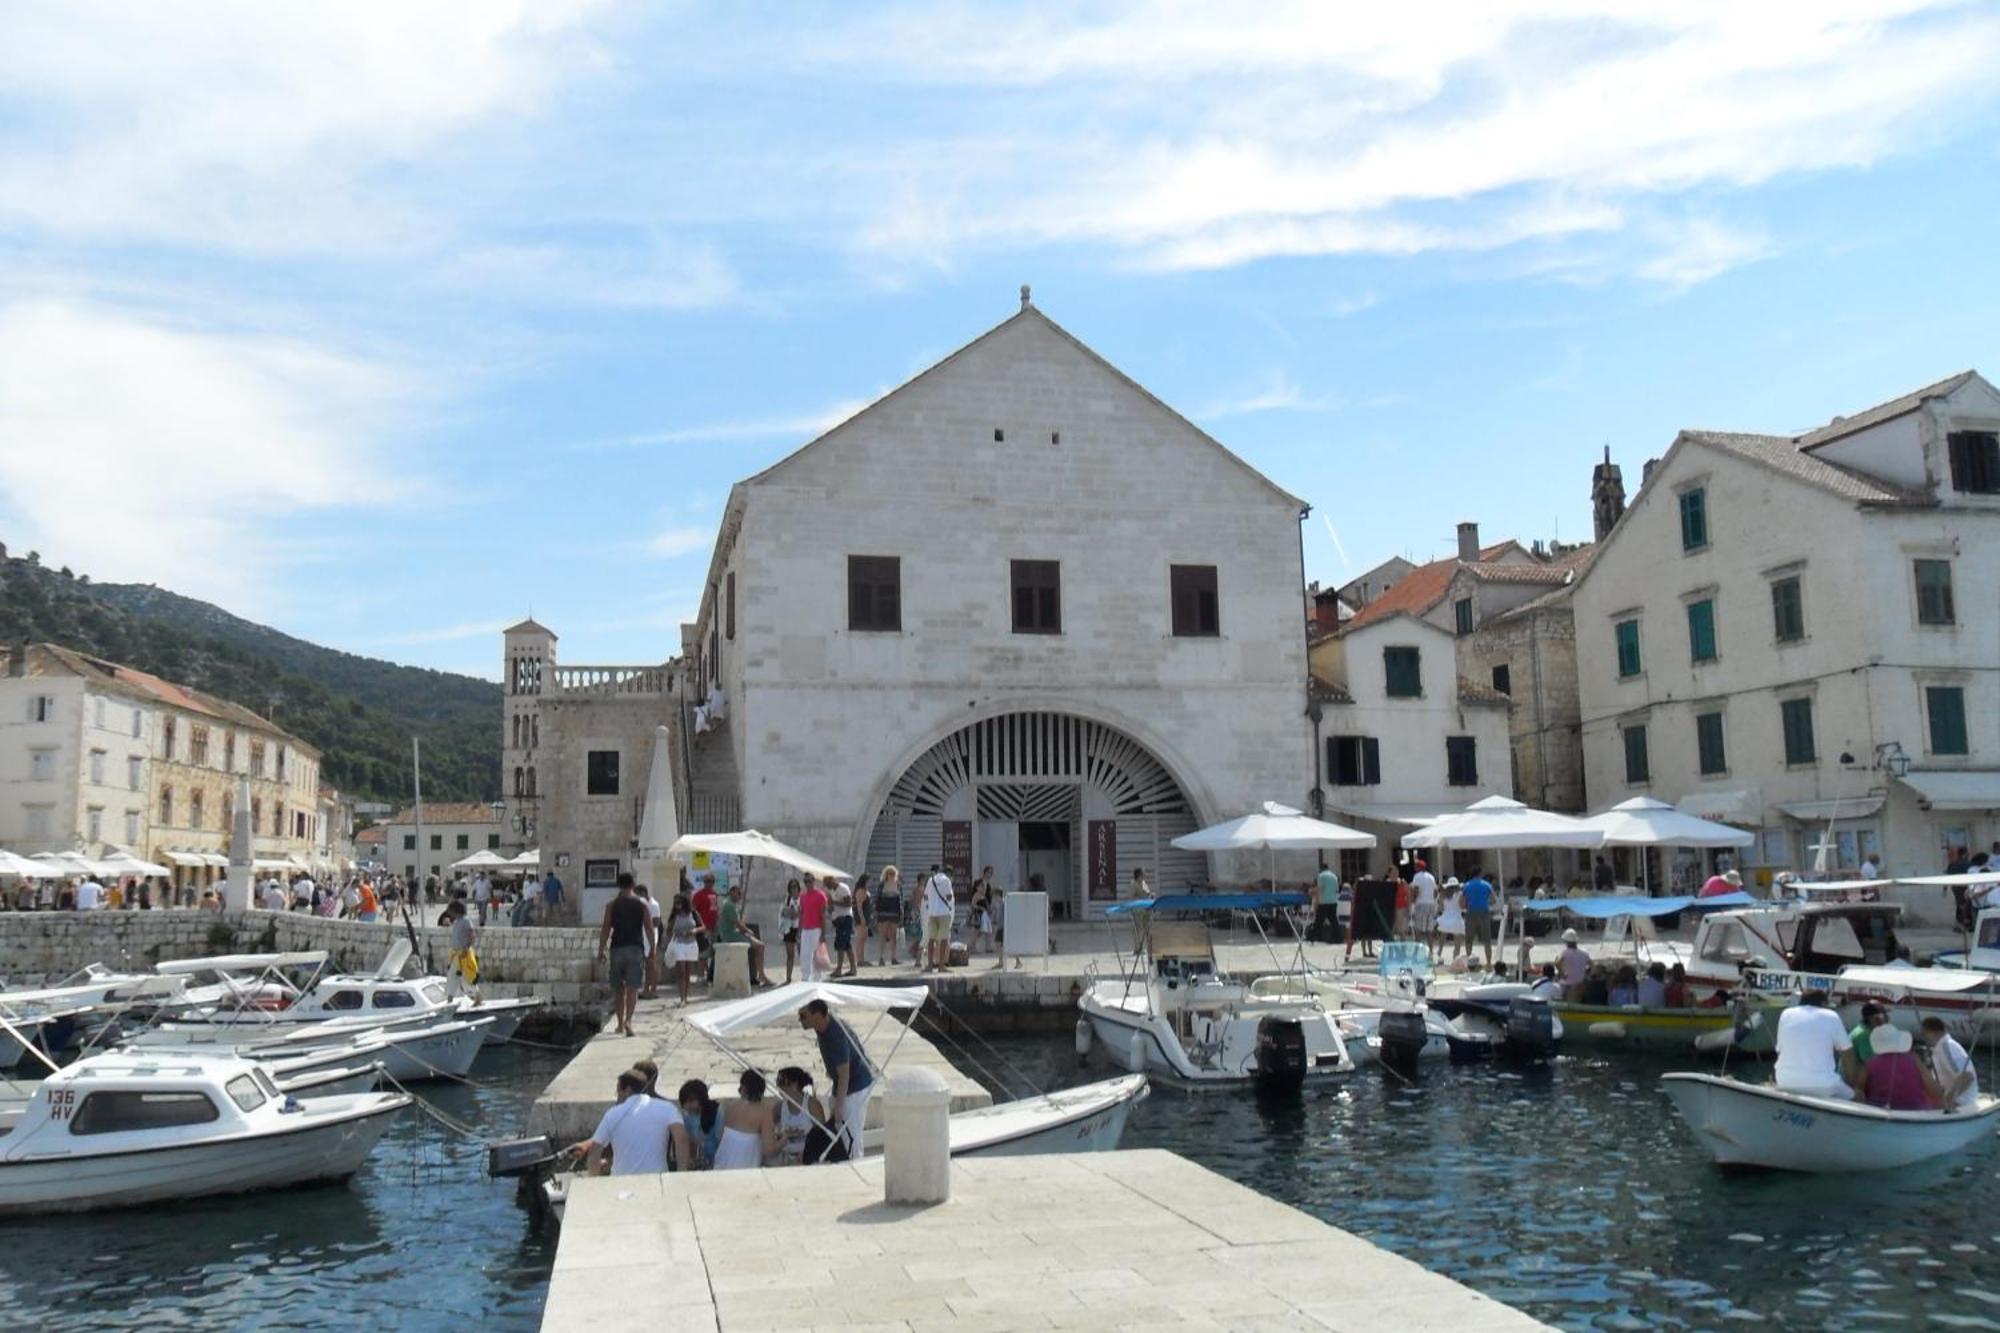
1772;991;1981;1111
2;864;568;926
568;998;877;1175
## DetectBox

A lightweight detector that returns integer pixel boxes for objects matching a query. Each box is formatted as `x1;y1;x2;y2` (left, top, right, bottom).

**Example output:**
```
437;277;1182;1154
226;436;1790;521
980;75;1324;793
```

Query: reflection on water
977;1035;2000;1331
0;1045;569;1333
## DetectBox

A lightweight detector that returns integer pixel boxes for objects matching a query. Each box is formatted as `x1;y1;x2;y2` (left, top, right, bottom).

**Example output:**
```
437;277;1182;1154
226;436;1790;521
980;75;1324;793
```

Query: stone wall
0;909;609;1008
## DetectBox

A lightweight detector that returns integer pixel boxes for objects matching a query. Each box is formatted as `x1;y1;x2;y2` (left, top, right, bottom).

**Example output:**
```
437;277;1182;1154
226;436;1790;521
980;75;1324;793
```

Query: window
1623;725;1650;784
162;716;175;758
275;747;286;780
131;708;142;739
725;571;736;641
323;990;364;1011
225;1075;268;1113
1915;559;1955;626
189;725;209;767
29;694;54;723
1328;736;1381;786
1169;565;1220;637
221;731;234;773
1686;598;1717;663
422;982;449;1005
24;806;50;840
526;766;537;797
69;1091;219;1136
1948;431;2000;494
124;810;139;845
1928;686;1969;756
127;756;142;791
402;834;416;850
250;739;266;775
1445;736;1478;787
1679;487;1708;551
29;749;55;781
1771;576;1805;643
429;833;442;851
456;833;469;851
89;749;105;785
93;697;105;728
1615;620;1642;678
371;990;417;1009
1383;647;1422;698
587;749;620;796
487;833;501;849
190;790;204;829
159;788;173;824
273;802;284;837
251;797;261;831
847;555;902;633
1453;598;1474;636
86;807;102;841
513;766;523;798
1491;663;1512;695
1781;697;1816;766
1010;560;1062;634
1696;713;1727;776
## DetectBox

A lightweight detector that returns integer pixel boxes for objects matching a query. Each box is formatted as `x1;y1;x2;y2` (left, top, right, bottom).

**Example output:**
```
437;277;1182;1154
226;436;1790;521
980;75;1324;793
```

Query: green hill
0;544;499;803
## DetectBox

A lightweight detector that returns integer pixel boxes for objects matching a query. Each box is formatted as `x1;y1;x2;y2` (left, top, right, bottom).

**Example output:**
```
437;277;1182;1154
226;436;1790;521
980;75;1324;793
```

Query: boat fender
1129;1032;1149;1075
1692;1027;1735;1053
1588;1021;1627;1040
1074;1018;1093;1059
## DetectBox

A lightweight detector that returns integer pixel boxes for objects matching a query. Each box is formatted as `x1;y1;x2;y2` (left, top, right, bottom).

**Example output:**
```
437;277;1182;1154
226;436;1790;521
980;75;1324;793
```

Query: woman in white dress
1437;878;1467;963
667;892;701;1005
713;1069;781;1169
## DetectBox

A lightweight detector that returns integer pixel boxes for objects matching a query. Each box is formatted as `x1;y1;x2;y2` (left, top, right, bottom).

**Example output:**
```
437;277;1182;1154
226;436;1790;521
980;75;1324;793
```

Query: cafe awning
1675;788;1760;824
1897;770;2000;812
1773;795;1886;822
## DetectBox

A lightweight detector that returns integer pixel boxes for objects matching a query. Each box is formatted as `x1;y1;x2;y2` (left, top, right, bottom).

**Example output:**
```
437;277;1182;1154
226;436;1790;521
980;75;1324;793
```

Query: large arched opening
858;710;1205;920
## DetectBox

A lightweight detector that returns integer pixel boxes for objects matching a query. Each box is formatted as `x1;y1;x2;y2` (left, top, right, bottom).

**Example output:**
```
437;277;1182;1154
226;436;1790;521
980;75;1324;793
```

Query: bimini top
1519;892;1756;919
684;981;930;1040
154;951;329;975
1106;892;1307;917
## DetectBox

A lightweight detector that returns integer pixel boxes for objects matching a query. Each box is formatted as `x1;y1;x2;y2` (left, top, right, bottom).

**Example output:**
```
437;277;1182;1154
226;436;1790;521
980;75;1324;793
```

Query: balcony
550;663;679;697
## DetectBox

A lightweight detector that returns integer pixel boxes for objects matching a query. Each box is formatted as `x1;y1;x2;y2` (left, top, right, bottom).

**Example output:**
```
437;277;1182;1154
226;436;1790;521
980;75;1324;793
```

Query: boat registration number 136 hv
46;1088;77;1122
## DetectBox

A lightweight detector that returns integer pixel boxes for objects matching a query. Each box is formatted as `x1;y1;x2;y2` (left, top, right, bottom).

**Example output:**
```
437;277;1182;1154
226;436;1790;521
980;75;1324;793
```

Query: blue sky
2;2;1998;679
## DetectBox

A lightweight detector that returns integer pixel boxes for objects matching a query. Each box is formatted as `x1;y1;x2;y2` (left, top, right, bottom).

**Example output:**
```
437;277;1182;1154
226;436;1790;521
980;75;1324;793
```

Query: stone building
0;643;324;893
378;801;506;886
1571;370;2000;910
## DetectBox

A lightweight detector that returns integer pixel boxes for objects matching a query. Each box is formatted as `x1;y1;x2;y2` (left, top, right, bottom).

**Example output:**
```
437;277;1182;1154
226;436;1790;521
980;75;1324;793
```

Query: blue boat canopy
1106;892;1307;916
1518;892;1757;919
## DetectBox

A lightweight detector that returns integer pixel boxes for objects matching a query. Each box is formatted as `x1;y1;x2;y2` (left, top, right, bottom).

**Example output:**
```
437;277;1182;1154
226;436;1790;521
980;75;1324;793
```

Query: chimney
1641;457;1659;486
1456;521;1480;563
1591;444;1627;542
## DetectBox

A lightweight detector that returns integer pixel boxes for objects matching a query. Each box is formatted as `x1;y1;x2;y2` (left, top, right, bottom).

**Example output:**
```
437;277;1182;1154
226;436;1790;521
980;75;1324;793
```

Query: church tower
1591;446;1625;541
502;618;556;851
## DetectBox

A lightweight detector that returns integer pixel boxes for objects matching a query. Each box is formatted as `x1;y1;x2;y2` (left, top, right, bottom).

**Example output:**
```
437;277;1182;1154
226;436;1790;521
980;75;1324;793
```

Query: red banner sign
1088;819;1117;900
941;821;973;886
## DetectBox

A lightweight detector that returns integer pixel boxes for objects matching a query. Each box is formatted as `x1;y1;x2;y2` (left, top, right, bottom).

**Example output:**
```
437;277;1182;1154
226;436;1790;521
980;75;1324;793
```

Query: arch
846;699;1220;916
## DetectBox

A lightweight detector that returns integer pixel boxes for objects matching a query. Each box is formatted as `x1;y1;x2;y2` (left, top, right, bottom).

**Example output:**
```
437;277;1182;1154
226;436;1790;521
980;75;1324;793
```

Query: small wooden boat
1661;1071;2000;1172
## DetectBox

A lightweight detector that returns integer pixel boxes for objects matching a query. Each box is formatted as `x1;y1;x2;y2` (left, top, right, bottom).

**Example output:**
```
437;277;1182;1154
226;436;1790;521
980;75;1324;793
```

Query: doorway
1020;820;1074;920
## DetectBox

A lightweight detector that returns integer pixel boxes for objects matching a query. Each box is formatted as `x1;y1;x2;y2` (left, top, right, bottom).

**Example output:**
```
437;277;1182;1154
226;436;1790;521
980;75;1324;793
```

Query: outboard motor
487;1134;561;1210
1254;1014;1308;1094
1376;1009;1430;1077
1504;996;1558;1062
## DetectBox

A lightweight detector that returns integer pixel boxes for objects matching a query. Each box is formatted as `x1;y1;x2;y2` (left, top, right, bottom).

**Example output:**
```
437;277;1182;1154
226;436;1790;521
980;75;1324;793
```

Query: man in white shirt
76;877;104;911
571;1069;690;1176
1409;862;1440;946
1772;989;1858;1099
1557;930;1592;998
472;872;493;925
1860;855;1880;879
922;864;956;974
262;878;287;912
1921;1017;1981;1110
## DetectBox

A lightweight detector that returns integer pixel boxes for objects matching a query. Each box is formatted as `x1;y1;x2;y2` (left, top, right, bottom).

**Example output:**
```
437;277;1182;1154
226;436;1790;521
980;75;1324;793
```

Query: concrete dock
540;1149;1552;1332
528;992;991;1145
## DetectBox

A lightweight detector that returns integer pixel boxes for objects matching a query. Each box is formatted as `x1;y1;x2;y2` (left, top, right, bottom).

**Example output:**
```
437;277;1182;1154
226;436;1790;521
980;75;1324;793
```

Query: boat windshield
69;1090;220;1136
225;1074;267;1113
1700;921;1758;965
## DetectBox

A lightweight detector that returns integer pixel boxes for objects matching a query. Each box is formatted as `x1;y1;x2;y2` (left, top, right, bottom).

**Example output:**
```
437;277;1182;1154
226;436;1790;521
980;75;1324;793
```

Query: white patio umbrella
1171;802;1378;853
0;850;60;878
451;849;508;870
32;852;98;876
1400;795;1605;851
667;830;849;882
97;851;172;877
1577;795;1754;893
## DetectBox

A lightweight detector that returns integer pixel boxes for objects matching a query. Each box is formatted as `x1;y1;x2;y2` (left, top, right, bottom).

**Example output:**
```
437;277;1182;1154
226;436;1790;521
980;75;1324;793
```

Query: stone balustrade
549;663;679;697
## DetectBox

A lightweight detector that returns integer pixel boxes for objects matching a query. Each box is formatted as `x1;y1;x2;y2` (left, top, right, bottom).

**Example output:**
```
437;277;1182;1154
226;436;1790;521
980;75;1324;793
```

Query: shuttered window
1679;488;1708;551
1615;620;1642;678
1623;725;1649;784
1169;565;1220;637
847;556;901;633
1445;736;1478;787
1915;560;1955;626
1328;736;1381;786
1947;431;2000;494
1010;560;1062;634
1927;687;1969;756
1383;647;1422;698
1696;713;1727;776
1686;598;1718;663
1781;698;1816;766
1771;577;1804;643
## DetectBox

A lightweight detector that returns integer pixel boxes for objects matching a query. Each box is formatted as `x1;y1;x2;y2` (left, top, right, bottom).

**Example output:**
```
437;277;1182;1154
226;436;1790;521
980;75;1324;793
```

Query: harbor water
8;1032;2000;1330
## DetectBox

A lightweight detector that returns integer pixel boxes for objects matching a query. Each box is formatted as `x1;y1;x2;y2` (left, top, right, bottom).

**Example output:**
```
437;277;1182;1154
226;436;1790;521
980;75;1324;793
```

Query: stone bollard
883;1066;951;1205
711;942;752;999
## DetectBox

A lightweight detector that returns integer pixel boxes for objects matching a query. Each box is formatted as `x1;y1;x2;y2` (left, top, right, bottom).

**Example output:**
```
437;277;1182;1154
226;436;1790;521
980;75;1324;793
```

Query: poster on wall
1088;819;1117;901
942;821;973;886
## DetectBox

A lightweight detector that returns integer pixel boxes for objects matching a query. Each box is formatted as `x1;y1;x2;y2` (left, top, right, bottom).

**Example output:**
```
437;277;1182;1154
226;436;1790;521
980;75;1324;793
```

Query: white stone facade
379;802;507;886
1573;371;2000;909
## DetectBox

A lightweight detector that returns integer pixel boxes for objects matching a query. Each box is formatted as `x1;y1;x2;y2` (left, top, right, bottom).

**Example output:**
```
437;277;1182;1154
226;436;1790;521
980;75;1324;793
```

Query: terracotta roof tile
1339;557;1460;631
1456;678;1512;706
1680;430;1933;507
384;802;501;825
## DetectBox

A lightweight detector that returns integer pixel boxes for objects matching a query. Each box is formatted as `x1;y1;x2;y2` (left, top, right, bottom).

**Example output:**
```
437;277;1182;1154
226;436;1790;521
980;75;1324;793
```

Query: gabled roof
1678;430;1934;507
383;802;501;826
741;301;1306;512
11;643;318;755
1795;370;1980;450
1462;562;1576;586
1339;558;1460;631
1456;678;1513;707
504;618;556;637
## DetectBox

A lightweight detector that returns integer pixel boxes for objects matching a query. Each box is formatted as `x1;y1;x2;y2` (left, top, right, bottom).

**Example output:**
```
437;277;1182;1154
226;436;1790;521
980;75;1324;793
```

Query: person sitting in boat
1528;963;1561;999
1921;1017;1981;1111
1557;930;1591;999
1636;961;1669;1009
1848;1003;1890;1063
1606;964;1640;1008
1577;966;1611;1006
570;1068;693;1176
774;1066;840;1165
1662;963;1691;1009
1699;868;1743;899
1856;1022;1941;1111
1772;989;1858;1100
678;1079;724;1169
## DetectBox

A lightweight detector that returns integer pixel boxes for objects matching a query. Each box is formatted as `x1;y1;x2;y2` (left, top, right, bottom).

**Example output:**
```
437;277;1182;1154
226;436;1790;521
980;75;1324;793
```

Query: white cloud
444;236;739;310
594;398;874;449
0;300;406;612
372;619;514;647
1198;372;1403;420
644;526;713;558
1636;218;1774;289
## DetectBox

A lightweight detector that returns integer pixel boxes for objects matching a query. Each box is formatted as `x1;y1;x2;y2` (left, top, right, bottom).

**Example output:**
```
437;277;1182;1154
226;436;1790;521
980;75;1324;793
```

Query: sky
2;1;1999;680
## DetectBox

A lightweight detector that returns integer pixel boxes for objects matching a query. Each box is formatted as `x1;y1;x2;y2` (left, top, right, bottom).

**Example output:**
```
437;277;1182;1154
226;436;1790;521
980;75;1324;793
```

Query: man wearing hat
1557;928;1591;999
1699;867;1744;899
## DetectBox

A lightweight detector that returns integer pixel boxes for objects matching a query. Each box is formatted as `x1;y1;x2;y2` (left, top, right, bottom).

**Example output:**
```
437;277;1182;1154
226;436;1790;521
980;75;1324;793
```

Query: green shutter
1687;599;1717;663
1771;577;1804;642
1781;698;1816;765
1623;726;1649;783
1696;713;1726;775
1928;687;1969;756
1679;489;1708;551
1384;647;1422;698
1615;620;1642;678
1915;560;1956;626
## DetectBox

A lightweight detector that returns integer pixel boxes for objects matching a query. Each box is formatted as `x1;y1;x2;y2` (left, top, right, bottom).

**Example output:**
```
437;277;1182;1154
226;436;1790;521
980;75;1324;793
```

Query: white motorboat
0;1051;409;1214
129;1012;493;1083
1080;893;1354;1089
1661;1071;2000;1172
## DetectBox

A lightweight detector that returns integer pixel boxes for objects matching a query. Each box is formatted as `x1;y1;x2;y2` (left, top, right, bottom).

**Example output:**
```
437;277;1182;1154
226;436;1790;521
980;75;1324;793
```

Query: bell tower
502;618;556;851
1591;445;1625;541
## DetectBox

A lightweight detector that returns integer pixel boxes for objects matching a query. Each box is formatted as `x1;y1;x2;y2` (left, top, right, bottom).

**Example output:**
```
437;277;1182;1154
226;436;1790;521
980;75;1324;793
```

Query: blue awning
1518;892;1757;919
1106;892;1308;916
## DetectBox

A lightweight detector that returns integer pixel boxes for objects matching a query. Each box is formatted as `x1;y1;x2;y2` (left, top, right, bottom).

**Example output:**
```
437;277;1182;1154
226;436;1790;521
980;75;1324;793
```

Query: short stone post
712;941;752;998
883;1066;950;1205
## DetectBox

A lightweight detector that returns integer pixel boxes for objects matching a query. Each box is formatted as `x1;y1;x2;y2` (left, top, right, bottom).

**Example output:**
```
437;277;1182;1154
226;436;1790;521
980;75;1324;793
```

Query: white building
1308;611;1512;882
0;646;154;858
670;292;1316;919
1572;371;2000;909
378;801;505;887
